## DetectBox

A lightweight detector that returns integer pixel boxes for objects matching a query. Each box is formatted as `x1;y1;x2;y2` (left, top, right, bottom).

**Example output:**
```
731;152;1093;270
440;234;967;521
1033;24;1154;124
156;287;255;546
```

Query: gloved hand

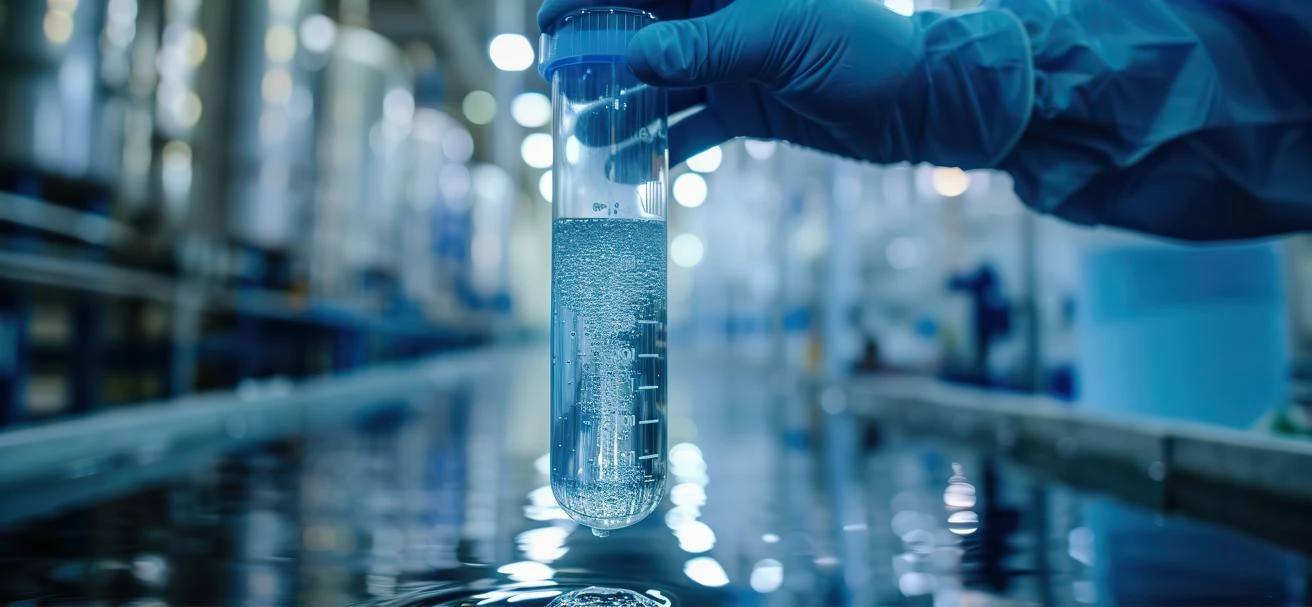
538;0;1034;170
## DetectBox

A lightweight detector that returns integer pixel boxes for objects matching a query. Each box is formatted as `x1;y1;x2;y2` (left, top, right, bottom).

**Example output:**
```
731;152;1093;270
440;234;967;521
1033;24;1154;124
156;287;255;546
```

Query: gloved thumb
626;6;765;87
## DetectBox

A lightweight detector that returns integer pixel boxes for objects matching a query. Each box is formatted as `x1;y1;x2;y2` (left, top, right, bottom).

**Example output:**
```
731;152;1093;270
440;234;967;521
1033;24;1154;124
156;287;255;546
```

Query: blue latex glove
538;0;1033;170
540;0;1312;241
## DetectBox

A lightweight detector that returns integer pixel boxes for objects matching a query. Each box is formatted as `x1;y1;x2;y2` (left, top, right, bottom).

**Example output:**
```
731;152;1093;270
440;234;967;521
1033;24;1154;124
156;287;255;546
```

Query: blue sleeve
986;0;1312;241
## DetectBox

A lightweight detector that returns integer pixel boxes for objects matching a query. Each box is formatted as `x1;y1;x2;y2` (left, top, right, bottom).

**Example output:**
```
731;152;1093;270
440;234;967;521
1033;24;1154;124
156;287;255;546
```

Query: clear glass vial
540;7;669;535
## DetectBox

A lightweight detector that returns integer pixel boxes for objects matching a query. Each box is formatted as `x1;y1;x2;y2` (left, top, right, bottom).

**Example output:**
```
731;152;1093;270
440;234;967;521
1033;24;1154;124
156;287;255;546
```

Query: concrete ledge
845;376;1312;554
0;346;524;524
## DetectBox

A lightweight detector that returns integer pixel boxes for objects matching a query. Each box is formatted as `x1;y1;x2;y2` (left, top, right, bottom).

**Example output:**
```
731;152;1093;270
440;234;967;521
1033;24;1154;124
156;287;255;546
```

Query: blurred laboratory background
1;0;1311;605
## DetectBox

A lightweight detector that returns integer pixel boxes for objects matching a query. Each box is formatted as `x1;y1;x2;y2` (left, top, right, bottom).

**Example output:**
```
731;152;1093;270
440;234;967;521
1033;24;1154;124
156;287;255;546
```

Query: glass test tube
540;8;669;535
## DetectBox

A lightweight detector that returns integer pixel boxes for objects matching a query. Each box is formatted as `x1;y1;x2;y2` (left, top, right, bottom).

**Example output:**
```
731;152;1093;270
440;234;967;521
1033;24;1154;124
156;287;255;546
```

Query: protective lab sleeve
986;0;1312;241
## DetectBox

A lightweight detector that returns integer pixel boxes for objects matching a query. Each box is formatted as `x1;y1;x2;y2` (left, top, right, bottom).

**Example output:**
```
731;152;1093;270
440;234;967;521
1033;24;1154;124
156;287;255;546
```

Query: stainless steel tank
400;107;460;316
0;0;136;186
169;0;325;260
311;25;411;297
218;0;324;254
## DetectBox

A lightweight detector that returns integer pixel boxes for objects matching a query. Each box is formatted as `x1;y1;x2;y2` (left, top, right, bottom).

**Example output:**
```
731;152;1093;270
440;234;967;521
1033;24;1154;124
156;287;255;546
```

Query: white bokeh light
299;14;336;53
686;146;722;173
489;34;535;72
672;173;707;208
538;171;553;202
671;233;705;268
473;164;512;201
521;133;553;169
462;90;496;125
443;128;474;163
511;92;552;128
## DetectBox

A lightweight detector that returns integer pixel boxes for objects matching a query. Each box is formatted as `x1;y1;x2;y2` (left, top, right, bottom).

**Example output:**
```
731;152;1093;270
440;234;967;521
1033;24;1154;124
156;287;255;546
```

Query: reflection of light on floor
524;485;572;522
749;558;784;593
674;520;716;553
761;533;780;544
472;581;561;605
1068;526;1094;565
945;463;977;511
664;505;700;530
944;482;976;509
670;483;706;508
898;571;936;596
498;561;555;582
132;554;168;587
1073;580;1097;604
901;528;934;554
947;511;979;536
516;526;571;563
664;443;719;554
669;443;704;474
684;557;730;587
931;546;964;570
892;552;916;577
891;510;932;536
506;589;563;603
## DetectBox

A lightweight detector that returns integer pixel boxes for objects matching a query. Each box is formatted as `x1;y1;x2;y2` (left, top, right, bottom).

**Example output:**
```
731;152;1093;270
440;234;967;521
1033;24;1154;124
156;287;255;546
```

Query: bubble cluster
548;586;663;607
554;467;657;528
551;218;668;530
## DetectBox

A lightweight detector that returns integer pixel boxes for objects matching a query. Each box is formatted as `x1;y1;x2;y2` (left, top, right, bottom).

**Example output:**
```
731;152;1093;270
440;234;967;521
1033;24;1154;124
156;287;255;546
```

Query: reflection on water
0;354;1307;606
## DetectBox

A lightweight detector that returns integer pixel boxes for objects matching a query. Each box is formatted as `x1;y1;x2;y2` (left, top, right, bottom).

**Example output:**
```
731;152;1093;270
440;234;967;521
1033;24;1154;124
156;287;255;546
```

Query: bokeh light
462;90;496;125
686;146;722;173
671;233;705;268
511;92;552;128
521;133;553;169
489;34;535;72
672;173;707;208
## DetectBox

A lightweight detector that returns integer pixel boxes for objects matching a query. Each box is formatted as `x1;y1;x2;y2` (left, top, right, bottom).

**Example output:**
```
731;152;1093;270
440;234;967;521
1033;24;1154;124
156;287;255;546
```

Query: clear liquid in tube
550;218;668;533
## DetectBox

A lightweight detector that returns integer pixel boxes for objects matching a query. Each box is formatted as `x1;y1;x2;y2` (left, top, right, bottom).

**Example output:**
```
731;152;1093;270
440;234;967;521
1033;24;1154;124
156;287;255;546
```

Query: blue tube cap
539;7;658;80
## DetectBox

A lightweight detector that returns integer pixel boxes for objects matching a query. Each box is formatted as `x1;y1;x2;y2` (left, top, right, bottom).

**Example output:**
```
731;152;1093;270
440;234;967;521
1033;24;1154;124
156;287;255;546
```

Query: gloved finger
667;108;730;166
573;86;705;148
627;3;767;87
538;0;689;33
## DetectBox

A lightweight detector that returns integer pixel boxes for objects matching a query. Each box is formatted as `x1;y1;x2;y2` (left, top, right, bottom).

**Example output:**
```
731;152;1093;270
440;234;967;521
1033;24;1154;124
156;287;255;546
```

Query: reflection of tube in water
541;8;669;534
